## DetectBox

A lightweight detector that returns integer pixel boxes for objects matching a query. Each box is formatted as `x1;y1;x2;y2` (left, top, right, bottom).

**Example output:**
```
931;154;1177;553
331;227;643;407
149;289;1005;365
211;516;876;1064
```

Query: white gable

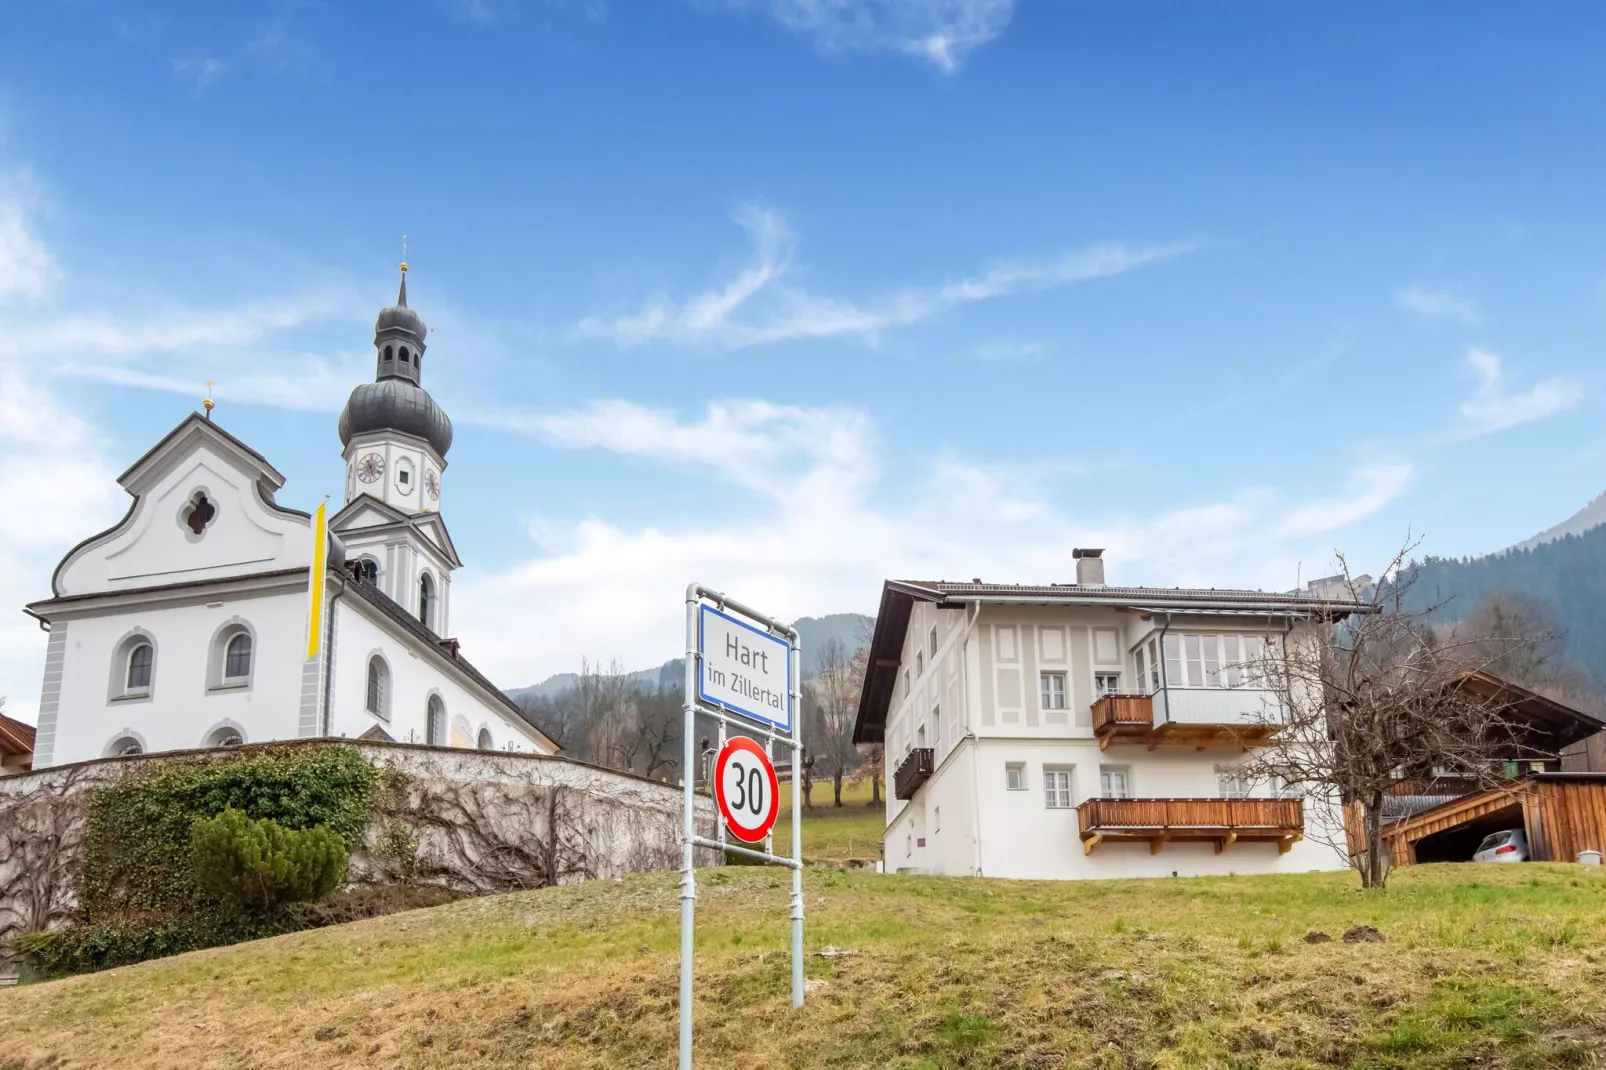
53;418;312;597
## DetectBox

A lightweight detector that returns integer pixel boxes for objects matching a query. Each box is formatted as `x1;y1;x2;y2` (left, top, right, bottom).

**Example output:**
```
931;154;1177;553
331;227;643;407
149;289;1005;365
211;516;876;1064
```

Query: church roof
118;412;292;495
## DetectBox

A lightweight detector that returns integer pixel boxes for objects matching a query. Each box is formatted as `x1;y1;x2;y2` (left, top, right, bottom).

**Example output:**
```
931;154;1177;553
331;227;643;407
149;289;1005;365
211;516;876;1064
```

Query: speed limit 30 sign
713;736;780;843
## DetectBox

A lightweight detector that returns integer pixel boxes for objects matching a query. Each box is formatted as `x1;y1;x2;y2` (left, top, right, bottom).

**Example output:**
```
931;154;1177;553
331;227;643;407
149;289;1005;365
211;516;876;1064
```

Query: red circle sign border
713;736;781;844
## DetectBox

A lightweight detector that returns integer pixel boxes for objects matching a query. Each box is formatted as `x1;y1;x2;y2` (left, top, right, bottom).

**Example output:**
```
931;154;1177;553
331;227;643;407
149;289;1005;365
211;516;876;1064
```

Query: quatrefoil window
182;491;218;537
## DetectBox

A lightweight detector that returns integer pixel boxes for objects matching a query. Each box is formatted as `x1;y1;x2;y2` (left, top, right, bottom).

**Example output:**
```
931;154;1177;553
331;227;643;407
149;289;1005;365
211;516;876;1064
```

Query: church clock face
356;453;385;484
424;468;440;501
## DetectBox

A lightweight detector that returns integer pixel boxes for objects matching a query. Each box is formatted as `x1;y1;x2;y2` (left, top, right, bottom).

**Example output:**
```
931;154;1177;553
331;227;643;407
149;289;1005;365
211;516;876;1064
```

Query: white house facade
23;271;556;767
852;550;1369;880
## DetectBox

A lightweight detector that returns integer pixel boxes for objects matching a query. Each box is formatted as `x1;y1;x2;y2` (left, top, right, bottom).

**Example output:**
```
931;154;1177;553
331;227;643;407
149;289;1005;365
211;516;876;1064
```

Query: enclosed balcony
893;747;935;800
1091;689;1283;750
1078;797;1304;855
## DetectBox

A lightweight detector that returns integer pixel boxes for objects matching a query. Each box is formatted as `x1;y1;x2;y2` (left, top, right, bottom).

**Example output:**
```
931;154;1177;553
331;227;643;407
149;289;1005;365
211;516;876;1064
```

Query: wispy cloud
734;0;1016;73
0;173;57;302
1395;285;1482;326
974;339;1047;364
172;57;229;92
573;205;1195;350
1457;348;1580;437
1276;464;1412;538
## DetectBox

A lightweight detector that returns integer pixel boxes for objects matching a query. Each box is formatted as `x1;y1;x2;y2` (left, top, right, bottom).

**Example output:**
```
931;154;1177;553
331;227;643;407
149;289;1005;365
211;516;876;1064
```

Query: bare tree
1238;541;1545;890
811;638;863;807
1453;590;1591;696
634;686;683;781
848;616;882;805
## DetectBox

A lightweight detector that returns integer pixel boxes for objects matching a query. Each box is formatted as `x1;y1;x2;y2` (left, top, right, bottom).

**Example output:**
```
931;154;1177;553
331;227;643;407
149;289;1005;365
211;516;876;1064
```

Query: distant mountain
1405;523;1606;687
505;613;874;703
1512;489;1606;552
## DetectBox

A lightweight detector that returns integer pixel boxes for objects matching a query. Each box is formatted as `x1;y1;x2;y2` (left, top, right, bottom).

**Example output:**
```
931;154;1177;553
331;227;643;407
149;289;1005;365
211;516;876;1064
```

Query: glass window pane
1184;635;1203;687
1162;636;1182;688
1202;635;1220;685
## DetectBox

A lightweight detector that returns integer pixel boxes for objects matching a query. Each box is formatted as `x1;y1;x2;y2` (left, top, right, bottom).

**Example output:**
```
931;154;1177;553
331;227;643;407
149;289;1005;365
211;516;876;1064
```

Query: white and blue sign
697;603;793;731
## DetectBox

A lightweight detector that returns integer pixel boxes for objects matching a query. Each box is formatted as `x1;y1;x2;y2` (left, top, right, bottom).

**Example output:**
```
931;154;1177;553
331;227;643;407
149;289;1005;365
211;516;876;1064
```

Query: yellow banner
306;501;328;660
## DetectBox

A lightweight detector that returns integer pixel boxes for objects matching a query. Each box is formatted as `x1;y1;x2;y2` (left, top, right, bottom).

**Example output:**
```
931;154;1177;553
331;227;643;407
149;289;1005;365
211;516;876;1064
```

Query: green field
5;864;1606;1068
776;774;885;865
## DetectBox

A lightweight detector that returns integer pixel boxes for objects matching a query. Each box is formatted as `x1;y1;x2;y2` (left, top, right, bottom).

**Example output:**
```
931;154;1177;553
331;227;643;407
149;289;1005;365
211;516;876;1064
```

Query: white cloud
0;174;57;302
974;339;1047;364
1395;286;1482;326
573;205;1195;350
1458;348;1580;437
172;57;229;91
741;0;1016;73
455;397;1409;685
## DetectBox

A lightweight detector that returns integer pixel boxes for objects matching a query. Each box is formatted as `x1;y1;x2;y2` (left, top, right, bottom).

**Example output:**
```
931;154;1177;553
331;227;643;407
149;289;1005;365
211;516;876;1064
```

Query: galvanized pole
678;586;698;1070
789;637;805;1008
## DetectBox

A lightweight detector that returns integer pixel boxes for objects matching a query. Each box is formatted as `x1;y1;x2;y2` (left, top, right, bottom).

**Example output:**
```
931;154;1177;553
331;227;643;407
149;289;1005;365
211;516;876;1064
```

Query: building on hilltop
22;269;556;767
851;549;1372;880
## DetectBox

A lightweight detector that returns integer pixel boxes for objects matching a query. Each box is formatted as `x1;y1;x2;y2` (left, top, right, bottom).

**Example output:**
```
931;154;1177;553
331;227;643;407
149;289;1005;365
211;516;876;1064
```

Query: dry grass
4;864;1606;1068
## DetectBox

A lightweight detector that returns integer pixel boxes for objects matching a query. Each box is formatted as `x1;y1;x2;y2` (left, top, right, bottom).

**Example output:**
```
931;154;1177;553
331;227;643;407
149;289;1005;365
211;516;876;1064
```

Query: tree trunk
1364;791;1388;889
833;772;844;807
802;768;814;809
871;774;881;805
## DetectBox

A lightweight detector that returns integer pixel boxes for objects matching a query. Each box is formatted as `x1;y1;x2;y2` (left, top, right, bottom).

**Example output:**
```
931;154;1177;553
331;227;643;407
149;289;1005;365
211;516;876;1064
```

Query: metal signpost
680;583;804;1070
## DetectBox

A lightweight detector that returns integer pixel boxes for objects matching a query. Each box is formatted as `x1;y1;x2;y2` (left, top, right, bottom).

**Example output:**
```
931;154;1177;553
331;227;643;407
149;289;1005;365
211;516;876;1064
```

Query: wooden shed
1382;773;1606;867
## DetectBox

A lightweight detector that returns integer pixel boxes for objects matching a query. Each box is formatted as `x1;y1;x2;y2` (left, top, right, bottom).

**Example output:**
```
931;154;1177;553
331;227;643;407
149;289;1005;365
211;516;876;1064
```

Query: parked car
1473;829;1529;863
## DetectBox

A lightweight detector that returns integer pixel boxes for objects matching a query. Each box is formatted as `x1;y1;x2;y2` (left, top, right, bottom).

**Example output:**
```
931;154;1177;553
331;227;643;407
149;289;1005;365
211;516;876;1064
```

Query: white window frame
1099;765;1133;800
1005;762;1027;792
929;626;939;659
1043;766;1074;809
1094;672;1121;697
1039;671;1067;710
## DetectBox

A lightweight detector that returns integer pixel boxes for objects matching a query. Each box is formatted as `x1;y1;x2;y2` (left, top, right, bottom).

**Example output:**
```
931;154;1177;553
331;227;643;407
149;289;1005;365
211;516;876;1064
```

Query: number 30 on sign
713;737;781;843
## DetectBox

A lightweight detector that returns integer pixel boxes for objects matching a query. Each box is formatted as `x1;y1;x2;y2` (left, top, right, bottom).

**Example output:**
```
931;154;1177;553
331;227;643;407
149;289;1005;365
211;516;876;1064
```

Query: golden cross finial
400;233;408;274
203;380;216;420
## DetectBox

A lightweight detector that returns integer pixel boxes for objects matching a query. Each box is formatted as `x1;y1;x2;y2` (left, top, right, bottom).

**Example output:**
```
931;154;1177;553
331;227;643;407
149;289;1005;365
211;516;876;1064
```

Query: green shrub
16;913;309;978
80;744;379;918
191;809;348;912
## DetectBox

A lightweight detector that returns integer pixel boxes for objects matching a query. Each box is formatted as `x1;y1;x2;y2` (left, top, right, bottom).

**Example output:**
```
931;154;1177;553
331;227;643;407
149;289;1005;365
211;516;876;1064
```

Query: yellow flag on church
306;501;328;660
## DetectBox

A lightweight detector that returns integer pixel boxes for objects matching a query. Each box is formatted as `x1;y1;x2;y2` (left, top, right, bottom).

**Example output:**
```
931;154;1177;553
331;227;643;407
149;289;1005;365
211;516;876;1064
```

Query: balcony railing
893;747;935;800
1153;687;1284;728
1077;797;1303;855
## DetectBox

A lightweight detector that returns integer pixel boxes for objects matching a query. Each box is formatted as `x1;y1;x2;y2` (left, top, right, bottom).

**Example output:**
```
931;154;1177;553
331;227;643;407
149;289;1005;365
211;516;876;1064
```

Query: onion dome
337;266;454;458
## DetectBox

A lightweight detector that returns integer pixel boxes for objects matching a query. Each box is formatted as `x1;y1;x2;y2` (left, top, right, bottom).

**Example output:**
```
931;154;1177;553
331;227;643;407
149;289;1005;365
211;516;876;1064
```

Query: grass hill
1405;522;1606;687
4;864;1605;1068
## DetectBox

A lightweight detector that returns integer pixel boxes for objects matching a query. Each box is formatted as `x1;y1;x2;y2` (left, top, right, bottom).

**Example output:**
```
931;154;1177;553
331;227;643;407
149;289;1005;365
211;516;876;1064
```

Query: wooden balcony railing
893;747;935;800
1091;694;1154;745
1077;797;1303;855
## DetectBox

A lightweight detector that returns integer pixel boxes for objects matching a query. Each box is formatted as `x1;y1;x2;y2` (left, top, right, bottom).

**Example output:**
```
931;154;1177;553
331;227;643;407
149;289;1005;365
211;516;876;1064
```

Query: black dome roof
338;378;454;457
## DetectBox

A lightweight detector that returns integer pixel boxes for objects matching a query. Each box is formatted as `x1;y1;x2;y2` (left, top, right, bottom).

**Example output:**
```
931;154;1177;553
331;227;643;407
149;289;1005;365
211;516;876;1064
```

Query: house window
906;833;912;857
1043;767;1074;809
916;651;924;677
929;626;938;658
904;669;911;697
223;632;252;683
1099;766;1132;799
126;643;154;693
930;705;941;751
1040;672;1067;710
1095;672;1121;696
1217;768;1251;798
1151;634;1272;690
419;573;435;630
427;695;445;746
366;656;390;719
1005;762;1027;792
934;806;941;832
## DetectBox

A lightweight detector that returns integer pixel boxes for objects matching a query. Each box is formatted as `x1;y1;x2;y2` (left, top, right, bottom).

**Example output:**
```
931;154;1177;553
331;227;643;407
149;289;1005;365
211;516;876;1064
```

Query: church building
23;270;557;767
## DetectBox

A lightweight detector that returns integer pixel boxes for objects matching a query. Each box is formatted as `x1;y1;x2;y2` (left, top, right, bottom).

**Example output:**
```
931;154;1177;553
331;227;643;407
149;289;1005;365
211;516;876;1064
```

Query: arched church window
106;735;144;757
419;573;435;630
355;557;379;584
477;727;494;751
384;345;394;364
399;346;410;365
366;656;390;720
127;643;153;693
206;725;245;747
427;695;445;746
182;491;217;537
224;633;252;682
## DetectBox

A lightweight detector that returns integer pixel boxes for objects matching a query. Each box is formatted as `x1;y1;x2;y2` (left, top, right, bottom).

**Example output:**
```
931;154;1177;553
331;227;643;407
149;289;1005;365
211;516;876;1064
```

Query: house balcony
1091;688;1283;750
893;747;935;800
1078;797;1304;856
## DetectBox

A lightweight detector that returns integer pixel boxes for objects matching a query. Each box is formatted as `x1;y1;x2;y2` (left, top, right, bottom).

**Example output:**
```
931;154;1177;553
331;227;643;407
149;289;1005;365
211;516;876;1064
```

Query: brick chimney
1073;548;1106;588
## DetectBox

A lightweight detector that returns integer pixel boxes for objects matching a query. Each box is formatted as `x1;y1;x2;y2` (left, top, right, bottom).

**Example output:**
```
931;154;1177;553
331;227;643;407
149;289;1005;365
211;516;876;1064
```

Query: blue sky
1;1;1603;713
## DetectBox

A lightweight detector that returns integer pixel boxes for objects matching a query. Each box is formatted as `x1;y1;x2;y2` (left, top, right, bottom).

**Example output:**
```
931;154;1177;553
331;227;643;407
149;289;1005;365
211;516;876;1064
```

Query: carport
1383;773;1606;866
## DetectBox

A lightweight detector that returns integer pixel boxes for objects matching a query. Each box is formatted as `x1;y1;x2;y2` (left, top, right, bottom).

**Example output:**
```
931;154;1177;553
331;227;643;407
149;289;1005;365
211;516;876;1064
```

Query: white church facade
23;271;556;768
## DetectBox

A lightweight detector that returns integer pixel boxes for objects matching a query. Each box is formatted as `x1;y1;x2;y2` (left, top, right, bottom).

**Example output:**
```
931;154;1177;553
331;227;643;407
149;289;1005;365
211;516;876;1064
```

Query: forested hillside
1406;523;1606;686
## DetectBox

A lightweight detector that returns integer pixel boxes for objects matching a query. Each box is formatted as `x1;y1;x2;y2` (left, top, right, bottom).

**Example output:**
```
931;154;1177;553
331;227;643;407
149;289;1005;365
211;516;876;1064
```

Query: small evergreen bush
191;809;348;912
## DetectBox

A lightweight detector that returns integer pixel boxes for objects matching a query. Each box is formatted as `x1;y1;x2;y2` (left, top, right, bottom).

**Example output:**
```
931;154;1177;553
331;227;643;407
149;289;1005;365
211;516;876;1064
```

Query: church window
399;346;410;365
206;724;245;748
419;573;435;630
477;727;494;751
224;633;252;681
384;345;394;364
181;491;217;537
127;643;153;692
355;557;379;584
105;734;145;757
366;656;391;720
427;695;445;746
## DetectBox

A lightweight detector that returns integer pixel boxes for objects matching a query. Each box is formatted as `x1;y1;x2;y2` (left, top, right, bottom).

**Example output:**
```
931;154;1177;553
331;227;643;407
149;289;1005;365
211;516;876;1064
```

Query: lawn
777;774;885;865
4;864;1606;1068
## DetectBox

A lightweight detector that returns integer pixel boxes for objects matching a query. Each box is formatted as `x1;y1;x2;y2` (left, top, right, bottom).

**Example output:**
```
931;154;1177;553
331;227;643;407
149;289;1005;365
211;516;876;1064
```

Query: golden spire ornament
203;380;216;420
